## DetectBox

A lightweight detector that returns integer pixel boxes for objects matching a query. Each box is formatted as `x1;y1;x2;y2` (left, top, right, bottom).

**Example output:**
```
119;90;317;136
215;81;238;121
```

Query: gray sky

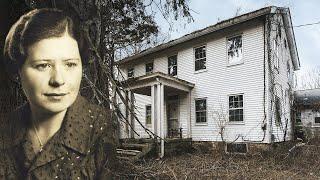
157;0;320;80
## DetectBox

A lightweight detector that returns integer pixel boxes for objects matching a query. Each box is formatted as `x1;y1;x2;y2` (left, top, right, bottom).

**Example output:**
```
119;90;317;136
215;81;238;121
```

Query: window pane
195;46;206;71
315;117;320;124
227;35;243;63
146;62;153;74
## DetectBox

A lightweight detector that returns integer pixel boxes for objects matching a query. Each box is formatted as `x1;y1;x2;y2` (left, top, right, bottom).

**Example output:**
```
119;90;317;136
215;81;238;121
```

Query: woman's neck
30;106;67;139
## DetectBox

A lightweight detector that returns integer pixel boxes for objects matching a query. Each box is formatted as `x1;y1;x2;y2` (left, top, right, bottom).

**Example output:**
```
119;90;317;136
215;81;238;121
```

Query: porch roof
122;72;195;95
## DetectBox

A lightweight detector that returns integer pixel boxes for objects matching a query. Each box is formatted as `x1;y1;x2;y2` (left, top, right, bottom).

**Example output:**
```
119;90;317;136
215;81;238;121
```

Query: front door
167;95;179;138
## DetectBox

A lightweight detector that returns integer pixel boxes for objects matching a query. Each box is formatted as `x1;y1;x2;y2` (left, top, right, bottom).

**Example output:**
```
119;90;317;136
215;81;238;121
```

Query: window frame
227;34;243;66
194;45;207;72
127;67;134;78
228;94;244;123
168;55;178;76
195;98;207;124
275;96;282;126
145;62;154;75
314;117;320;125
145;104;152;126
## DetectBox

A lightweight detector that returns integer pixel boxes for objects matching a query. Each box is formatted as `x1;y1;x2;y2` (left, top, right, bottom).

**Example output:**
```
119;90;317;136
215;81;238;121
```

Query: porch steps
117;142;154;162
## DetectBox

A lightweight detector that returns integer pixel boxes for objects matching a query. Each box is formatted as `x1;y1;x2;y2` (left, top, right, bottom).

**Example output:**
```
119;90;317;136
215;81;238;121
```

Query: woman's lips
44;93;68;96
43;93;69;101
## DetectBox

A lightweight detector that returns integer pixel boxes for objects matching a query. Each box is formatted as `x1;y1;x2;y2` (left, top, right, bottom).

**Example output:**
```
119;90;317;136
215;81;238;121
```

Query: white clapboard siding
267;14;294;143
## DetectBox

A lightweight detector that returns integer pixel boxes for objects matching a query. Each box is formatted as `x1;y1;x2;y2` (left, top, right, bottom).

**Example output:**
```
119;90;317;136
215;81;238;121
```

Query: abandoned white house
294;89;320;137
115;6;300;151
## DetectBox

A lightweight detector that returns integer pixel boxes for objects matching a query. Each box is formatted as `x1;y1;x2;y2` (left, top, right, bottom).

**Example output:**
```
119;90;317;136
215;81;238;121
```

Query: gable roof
294;88;320;106
116;6;300;70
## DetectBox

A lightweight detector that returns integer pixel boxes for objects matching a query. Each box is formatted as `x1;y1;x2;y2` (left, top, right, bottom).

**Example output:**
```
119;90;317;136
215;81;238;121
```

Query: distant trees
295;66;320;90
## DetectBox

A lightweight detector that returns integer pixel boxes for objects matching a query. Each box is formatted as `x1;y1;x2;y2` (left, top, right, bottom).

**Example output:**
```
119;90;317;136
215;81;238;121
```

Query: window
145;62;153;74
275;96;282;125
168;55;177;76
229;94;244;122
295;111;301;124
315;117;320;124
227;35;243;64
127;67;134;78
226;143;247;154
146;105;152;125
195;98;207;123
194;46;206;71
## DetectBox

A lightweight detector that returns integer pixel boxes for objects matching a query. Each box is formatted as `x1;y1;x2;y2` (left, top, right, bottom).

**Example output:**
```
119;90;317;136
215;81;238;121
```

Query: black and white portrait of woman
1;8;117;179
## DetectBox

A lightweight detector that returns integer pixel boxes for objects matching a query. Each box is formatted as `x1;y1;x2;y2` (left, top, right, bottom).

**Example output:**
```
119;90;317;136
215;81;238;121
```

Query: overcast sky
157;0;320;78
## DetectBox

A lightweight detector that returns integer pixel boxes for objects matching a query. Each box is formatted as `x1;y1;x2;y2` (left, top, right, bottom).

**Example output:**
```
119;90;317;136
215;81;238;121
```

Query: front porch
122;72;194;157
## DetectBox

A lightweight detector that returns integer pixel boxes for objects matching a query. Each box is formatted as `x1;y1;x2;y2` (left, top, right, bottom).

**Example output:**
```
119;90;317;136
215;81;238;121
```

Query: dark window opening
315;117;320;124
127;67;134;78
168;55;177;76
229;94;244;122
146;62;153;74
146;105;152;125
226;143;247;154
194;46;206;71
195;99;207;123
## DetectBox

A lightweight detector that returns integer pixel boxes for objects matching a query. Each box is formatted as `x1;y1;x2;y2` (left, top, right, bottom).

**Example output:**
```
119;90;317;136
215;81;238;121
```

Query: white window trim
228;93;245;124
194;45;207;72
195;97;208;125
168;54;178;77
145;62;154;75
127;67;134;79
226;34;244;66
145;104;152;126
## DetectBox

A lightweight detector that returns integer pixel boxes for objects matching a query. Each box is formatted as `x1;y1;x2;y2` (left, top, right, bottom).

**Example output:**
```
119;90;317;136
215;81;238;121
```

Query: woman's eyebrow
63;58;80;62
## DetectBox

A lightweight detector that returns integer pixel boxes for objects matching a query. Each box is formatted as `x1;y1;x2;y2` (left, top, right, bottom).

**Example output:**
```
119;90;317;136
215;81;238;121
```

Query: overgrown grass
114;140;320;179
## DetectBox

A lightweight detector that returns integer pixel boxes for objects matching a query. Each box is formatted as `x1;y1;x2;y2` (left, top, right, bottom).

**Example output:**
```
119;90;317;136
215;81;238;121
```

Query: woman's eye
66;62;78;68
35;63;51;71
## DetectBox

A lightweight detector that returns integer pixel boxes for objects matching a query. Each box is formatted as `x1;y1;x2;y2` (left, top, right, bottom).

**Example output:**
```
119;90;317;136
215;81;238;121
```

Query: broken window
195;98;207;123
227;35;243;64
146;105;152;125
127;67;134;78
168;55;177;76
295;111;301;124
194;46;206;71
229;94;244;122
226;143;247;154
275;96;282;126
315;117;320;124
145;62;153;74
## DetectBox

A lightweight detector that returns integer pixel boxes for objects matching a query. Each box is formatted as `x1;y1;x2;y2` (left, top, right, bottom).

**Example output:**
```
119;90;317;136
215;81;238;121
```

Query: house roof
116;6;300;70
294;89;320;105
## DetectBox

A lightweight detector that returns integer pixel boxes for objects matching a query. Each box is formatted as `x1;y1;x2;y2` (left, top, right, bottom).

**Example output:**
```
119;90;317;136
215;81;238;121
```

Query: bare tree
295;66;320;90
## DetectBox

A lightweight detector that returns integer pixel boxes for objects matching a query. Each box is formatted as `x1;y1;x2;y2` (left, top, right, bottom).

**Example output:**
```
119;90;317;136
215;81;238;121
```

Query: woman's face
20;33;82;114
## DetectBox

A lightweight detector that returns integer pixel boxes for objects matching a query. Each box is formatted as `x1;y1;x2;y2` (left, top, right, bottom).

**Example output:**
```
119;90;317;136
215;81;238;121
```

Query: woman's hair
4;8;88;77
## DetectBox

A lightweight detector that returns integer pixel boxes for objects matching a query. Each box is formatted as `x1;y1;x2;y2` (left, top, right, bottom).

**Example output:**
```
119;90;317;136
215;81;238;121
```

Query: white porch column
129;91;135;138
187;91;192;138
156;82;165;158
151;85;156;135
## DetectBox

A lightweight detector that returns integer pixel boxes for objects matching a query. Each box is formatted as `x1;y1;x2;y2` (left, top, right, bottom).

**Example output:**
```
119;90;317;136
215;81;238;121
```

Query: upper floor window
295;111;301;124
195;98;207;123
227;35;243;64
146;62;153;74
229;94;243;122
194;46;206;71
146;105;152;125
315;117;320;124
127;67;134;78
168;55;177;76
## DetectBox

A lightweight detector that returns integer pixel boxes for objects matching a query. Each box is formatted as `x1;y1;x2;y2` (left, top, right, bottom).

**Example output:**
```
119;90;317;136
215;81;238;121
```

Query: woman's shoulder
0;103;29;149
67;95;118;145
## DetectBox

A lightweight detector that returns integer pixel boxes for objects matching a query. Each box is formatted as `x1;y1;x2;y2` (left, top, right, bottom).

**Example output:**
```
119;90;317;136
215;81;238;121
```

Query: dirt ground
114;140;320;179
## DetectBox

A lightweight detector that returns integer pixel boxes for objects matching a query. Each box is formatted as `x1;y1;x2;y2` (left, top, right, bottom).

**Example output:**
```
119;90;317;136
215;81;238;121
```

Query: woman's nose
49;67;65;87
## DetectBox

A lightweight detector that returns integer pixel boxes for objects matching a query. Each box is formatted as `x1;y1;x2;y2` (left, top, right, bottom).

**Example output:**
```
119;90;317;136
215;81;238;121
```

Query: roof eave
116;6;276;66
